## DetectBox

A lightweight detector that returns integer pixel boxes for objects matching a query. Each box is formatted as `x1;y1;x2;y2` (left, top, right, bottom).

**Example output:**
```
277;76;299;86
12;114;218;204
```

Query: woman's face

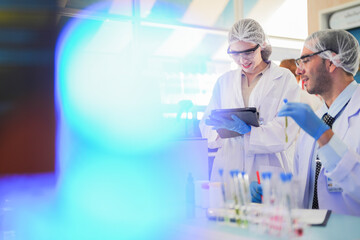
228;40;264;74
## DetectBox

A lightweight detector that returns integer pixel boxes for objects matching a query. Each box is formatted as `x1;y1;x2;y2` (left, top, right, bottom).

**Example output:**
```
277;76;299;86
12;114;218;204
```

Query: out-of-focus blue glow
0;2;218;239
7;3;191;240
55;5;178;155
55;0;183;234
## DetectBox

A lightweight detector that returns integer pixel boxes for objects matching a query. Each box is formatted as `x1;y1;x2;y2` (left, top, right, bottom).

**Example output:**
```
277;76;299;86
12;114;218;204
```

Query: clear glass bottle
275;173;293;238
260;172;272;234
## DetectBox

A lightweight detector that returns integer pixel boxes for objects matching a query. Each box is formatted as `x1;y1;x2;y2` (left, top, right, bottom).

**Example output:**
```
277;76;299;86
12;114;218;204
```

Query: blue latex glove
250;181;262;203
205;114;251;134
278;100;329;140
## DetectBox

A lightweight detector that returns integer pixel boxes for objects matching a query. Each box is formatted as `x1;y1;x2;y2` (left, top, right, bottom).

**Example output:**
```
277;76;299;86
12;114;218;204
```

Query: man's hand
278;101;329;140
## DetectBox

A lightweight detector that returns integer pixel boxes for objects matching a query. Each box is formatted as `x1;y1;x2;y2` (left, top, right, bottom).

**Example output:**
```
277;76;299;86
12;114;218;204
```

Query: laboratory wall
0;1;57;174
349;28;360;83
307;0;356;34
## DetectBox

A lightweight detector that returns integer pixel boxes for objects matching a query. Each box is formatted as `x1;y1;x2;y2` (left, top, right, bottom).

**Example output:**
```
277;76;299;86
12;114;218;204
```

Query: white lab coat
200;63;300;183
286;89;323;172
294;85;360;216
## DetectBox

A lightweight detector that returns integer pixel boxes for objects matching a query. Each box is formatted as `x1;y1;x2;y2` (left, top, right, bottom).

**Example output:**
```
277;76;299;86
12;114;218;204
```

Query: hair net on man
228;18;272;61
304;29;360;76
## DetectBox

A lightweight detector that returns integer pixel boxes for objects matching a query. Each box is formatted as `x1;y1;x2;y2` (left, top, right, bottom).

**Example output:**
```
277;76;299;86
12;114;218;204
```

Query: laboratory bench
164;212;360;240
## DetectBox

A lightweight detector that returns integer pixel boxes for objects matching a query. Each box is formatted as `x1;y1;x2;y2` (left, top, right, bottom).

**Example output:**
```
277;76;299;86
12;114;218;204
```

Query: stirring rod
284;99;288;143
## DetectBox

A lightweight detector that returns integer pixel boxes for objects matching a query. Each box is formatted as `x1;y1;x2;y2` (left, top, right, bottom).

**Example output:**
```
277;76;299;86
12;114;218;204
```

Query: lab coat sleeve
293;133;302;175
321;135;360;204
199;80;221;145
318;134;347;172
247;75;300;154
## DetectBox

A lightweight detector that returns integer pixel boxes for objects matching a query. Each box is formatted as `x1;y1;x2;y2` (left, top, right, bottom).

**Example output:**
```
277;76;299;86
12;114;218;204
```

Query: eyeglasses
227;44;260;59
295;49;330;70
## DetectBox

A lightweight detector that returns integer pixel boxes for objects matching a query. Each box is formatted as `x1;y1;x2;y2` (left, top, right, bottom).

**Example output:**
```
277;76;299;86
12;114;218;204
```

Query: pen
256;171;263;201
284;99;288;143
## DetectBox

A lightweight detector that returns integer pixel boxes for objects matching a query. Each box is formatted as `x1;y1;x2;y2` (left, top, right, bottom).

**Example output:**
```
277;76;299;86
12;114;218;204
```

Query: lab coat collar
335;84;360;140
344;83;360;116
240;61;284;81
241;61;270;77
329;81;358;116
251;62;284;105
265;61;286;80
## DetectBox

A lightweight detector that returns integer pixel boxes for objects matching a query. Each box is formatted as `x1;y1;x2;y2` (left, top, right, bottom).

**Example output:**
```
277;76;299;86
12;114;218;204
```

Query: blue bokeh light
12;3;189;240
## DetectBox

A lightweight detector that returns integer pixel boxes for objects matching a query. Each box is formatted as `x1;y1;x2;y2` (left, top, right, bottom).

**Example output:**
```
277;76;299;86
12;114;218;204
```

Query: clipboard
291;209;332;227
210;107;260;139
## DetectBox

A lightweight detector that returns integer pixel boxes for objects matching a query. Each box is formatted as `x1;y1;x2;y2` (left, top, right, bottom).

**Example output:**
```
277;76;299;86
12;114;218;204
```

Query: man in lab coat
199;18;300;185
278;29;360;216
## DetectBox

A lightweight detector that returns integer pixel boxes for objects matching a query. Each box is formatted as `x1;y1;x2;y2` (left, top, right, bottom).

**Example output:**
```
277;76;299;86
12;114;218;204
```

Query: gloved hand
205;114;251;134
250;181;262;203
278;100;329;140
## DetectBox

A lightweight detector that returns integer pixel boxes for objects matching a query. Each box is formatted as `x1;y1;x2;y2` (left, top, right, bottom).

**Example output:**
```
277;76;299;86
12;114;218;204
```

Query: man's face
228;41;263;74
295;47;331;95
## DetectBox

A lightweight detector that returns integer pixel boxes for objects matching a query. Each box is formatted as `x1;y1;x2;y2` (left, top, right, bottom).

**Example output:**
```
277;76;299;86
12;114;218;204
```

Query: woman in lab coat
199;19;300;184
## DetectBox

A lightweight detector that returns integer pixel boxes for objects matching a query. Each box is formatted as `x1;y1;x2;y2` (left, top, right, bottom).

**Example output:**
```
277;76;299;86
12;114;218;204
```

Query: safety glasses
227;44;260;59
295;49;331;70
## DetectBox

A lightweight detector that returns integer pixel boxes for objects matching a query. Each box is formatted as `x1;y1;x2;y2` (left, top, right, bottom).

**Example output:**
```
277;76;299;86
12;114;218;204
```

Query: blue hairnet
228;18;272;61
304;29;360;76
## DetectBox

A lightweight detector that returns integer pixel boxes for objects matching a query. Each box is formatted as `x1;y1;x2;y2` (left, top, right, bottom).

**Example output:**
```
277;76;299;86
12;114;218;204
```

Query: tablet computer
210;107;260;139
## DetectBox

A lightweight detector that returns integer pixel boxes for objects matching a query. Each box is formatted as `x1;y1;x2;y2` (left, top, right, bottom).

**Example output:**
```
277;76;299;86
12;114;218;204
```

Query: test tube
239;172;251;228
218;169;226;222
261;172;272;234
284;99;288;143
275;173;293;238
230;170;241;225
